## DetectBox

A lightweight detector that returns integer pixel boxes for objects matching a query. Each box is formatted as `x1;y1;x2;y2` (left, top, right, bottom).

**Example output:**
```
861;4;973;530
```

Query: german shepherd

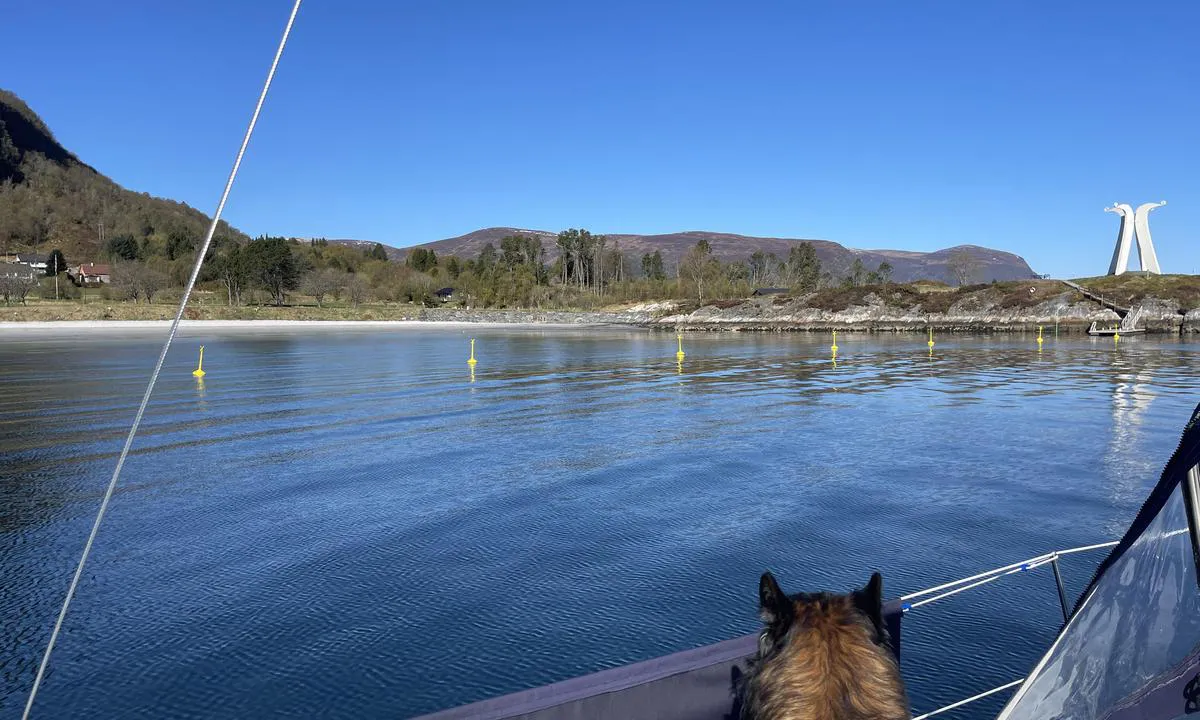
738;572;910;720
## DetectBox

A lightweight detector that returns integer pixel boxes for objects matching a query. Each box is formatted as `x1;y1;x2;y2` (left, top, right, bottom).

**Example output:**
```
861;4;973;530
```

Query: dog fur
738;572;910;720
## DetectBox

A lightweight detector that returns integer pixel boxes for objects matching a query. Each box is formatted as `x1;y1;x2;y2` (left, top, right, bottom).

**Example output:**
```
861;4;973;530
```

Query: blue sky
6;0;1198;277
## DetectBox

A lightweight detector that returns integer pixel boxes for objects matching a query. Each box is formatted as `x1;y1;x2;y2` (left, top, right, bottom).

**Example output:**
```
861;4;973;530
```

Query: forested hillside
1;88;1038;311
0;88;246;271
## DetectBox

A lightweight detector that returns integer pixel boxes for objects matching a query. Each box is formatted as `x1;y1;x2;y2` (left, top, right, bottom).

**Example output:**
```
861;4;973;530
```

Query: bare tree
110;262;166;303
109;262;142;302
136;266;166;303
0;274;38;305
345;273;369;308
300;267;343;308
946;249;981;287
679;239;719;303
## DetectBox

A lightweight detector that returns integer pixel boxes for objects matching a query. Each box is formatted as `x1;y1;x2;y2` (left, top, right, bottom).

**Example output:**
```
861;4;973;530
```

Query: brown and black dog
738;572;910;720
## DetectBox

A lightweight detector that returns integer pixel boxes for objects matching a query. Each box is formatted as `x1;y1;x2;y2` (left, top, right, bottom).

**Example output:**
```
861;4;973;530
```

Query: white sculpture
1106;201;1166;275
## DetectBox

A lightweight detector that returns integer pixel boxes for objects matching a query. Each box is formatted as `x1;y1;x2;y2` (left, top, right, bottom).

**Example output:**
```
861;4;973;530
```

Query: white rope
1054;540;1120;556
912;678;1025;720
900;552;1055;601
900;541;1118;603
21;2;303;717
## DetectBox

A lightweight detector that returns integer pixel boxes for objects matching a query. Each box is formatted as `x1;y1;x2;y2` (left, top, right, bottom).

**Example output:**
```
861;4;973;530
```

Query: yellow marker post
928;328;935;351
192;346;206;378
1037;325;1044;351
676;333;686;362
468;338;478;368
1114;331;1120;345
831;330;839;357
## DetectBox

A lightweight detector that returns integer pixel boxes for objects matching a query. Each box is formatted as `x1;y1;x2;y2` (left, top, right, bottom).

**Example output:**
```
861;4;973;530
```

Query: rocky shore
4;282;1199;334
645;290;1200;334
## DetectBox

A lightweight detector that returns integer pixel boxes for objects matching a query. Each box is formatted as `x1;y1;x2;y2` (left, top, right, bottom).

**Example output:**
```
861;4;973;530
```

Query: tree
787;242;821;291
104;234;139;261
679;239;719;302
136;266;166;303
165;226;197;261
748;251;769;286
877;261;893;285
300;267;344;308
651;251;666;281
369;243;389;262
109;262;141;302
849;257;866;287
243;236;301;305
215;244;251;306
110;262;166;303
0;273;37;305
556;231;574;285
554;228;598;290
406;247;437;272
445;256;461;279
641;251;667;281
946;249;981;287
345;273;369;308
477;243;497;272
46;249;67;277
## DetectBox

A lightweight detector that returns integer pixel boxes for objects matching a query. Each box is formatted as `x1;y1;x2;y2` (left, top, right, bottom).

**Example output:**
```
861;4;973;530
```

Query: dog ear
759;571;793;627
853;572;884;637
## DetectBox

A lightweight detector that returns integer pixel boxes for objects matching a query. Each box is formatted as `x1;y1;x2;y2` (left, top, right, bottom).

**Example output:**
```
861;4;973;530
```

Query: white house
13;253;48;271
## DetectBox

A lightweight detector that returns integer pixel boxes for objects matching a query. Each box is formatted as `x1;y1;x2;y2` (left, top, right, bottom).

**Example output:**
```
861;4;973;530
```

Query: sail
998;402;1200;720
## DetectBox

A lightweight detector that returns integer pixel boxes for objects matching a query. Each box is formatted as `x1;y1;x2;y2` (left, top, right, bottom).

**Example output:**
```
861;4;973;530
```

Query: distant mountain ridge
2;89;1035;285
333;227;1038;284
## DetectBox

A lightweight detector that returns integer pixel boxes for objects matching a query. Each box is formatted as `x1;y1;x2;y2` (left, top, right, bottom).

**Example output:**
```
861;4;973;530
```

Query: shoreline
0;318;1182;335
0;319;629;332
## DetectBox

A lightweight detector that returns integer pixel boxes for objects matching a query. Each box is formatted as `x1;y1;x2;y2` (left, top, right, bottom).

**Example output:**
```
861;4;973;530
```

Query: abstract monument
1106;201;1166;275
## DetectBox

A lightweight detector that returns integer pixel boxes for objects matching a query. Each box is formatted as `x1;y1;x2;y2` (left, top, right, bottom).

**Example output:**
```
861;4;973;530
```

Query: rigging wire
21;1;303;716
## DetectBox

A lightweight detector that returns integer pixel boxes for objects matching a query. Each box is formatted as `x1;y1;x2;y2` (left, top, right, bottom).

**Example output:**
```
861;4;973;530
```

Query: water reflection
1103;355;1160;515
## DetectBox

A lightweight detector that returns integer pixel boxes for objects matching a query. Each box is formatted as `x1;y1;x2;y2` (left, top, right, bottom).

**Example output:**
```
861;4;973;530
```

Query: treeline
19;229;905;311
391;230;898;309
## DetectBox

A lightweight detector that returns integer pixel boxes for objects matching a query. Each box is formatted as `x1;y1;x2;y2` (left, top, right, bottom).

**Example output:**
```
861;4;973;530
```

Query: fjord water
2;327;1197;719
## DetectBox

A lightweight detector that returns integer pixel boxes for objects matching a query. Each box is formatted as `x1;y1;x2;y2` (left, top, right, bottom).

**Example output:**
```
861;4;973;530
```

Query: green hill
0;88;247;271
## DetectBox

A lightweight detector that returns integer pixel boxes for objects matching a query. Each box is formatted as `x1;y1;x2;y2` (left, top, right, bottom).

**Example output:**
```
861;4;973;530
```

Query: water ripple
1;330;1198;718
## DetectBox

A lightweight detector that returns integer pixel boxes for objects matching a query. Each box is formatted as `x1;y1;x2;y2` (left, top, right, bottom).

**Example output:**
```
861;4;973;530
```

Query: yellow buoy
1037;325;1044;351
192;346;206;378
927;328;935;351
831;330;839;356
468;338;478;367
676;333;686;362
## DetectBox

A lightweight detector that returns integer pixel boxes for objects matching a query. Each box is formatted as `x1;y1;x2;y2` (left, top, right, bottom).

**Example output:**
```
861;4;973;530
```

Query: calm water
2;326;1198;719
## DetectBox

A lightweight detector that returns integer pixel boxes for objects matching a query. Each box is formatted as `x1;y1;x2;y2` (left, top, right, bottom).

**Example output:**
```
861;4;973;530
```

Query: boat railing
899;540;1118;719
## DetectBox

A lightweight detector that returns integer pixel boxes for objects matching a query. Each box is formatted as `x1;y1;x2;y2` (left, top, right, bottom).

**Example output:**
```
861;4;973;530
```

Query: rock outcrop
652;290;1120;332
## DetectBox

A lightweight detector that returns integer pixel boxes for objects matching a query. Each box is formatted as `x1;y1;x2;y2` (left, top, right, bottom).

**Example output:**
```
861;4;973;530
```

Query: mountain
0;88;246;263
363;227;1037;284
3;88;1034;284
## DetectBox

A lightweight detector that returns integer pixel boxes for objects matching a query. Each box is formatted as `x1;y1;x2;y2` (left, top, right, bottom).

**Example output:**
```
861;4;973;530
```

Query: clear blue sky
6;0;1198;277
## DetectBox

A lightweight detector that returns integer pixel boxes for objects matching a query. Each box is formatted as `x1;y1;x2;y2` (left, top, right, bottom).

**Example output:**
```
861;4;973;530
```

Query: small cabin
435;287;455;303
751;287;788;297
